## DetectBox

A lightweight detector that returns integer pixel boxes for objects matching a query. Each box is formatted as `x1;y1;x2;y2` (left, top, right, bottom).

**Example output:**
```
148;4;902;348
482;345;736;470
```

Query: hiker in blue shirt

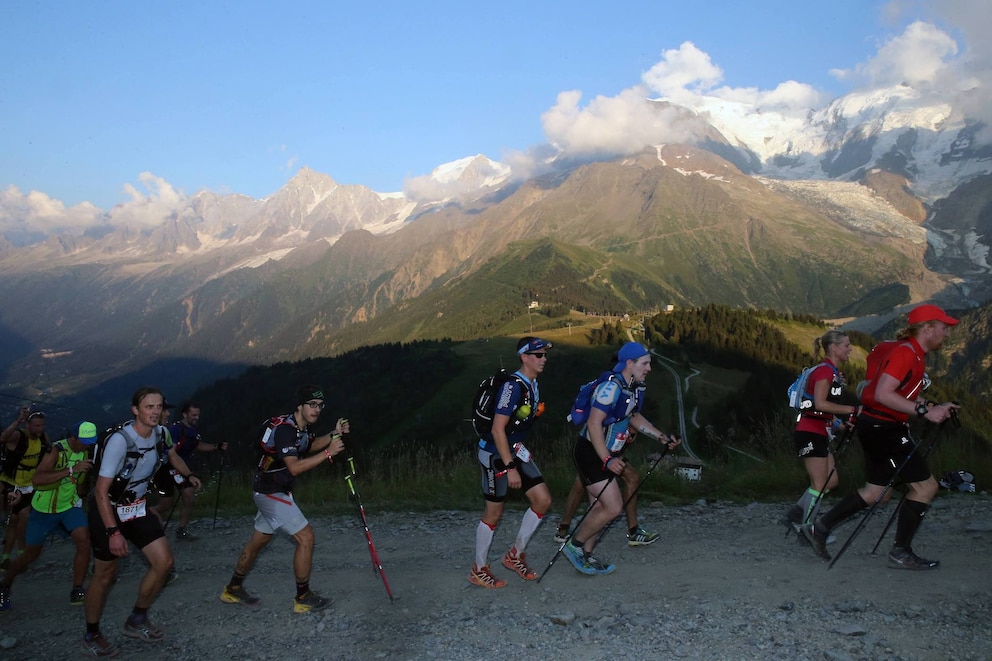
561;342;680;575
469;337;553;588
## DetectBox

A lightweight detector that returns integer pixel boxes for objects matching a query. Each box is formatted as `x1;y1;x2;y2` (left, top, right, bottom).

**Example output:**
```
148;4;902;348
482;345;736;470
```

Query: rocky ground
0;493;990;661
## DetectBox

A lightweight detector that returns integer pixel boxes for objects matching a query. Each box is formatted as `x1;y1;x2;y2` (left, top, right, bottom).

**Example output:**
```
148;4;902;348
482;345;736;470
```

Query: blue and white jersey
579;375;643;455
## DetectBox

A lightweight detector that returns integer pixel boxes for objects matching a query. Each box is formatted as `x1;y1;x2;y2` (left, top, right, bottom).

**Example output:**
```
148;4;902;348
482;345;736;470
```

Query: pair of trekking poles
537;433;681;583
798;406;960;569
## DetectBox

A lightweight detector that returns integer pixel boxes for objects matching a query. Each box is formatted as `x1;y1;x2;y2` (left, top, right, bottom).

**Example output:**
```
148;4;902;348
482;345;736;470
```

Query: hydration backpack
567;371;627;426
256;414;309;472
91;421;171;505
856;340;922;407
471;370;532;437
786;362;839;412
0;430;52;479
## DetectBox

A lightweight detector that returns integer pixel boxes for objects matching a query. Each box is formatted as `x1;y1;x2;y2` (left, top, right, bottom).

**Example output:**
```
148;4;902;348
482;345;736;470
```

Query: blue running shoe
561;539;587;573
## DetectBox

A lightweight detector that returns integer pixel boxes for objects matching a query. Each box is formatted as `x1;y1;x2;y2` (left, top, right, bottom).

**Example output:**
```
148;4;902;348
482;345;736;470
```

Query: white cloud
403;173;468;202
540;41;826;160
641;42;724;103
542;88;694;156
830;21;958;88
107;172;186;229
0;185;101;235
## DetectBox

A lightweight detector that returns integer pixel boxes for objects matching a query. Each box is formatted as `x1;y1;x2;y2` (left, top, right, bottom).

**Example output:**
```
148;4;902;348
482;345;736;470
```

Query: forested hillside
187;304;991;480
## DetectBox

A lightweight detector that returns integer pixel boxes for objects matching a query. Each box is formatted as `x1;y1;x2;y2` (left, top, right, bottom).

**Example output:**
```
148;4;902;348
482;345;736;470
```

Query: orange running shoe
468;564;506;589
502;548;539;580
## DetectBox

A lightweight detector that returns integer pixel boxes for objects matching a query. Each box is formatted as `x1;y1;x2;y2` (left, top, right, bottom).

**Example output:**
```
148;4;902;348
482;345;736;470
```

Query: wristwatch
915;402;929;418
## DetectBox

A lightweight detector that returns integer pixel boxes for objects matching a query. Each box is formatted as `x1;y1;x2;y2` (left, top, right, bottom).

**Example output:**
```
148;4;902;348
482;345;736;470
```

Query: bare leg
232;529;273;577
291;524;316;584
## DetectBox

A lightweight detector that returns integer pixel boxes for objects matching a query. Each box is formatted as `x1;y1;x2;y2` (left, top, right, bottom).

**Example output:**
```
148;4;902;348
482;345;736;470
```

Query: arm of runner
631;413;680;450
31;444;69;488
811;373;856;419
167;446;202;489
311;418;349;453
1;406;28;447
93;474;128;558
588;407;624;475
491;412;521;489
874;372;956;423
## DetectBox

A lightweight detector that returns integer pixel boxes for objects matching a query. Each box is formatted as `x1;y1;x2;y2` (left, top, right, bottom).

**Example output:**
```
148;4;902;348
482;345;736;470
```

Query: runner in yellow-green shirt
0;421;97;611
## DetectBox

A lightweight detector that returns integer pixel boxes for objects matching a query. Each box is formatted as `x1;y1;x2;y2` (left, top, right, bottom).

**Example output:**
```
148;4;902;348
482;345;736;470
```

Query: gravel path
2;494;991;660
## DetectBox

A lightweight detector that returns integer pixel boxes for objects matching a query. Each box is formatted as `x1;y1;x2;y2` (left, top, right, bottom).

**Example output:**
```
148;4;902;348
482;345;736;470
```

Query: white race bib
513;443;531;463
115;498;147;522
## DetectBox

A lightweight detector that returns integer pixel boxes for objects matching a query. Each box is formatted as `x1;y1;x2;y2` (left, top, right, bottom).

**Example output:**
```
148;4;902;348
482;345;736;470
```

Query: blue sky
0;0;983;214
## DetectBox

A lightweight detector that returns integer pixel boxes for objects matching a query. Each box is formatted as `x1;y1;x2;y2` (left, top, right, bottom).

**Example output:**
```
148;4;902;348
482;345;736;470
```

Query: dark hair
131;386;163;408
181;401;199;415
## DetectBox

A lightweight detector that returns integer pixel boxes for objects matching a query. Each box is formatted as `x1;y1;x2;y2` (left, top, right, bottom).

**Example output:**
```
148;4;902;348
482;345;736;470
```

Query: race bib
513;443;531;463
170;469;184;484
607;431;630;454
115;498;147;522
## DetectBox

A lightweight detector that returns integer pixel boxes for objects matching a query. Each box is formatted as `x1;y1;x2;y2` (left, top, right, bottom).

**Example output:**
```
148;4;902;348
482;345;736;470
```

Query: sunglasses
526;352;548;359
304;401;326;410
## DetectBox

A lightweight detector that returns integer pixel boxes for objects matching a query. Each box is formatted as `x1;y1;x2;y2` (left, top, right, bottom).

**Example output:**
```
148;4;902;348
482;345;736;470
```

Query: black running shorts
857;417;932;486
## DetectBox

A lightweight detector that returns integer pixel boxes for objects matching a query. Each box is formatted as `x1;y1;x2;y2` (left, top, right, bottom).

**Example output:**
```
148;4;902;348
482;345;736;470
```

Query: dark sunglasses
526;352;548;359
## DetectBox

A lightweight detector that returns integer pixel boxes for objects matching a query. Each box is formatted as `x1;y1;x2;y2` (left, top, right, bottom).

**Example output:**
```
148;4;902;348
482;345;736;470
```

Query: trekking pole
212;447;225;531
536;473;617;583
868;408;960;555
162;494;180;532
593;433;680;546
343;450;394;602
827;419;942;570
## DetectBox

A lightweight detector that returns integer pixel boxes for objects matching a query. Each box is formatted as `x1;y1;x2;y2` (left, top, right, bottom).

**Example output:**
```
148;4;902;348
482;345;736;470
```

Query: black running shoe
888;546;939;570
801;523;831;561
781;504;803;527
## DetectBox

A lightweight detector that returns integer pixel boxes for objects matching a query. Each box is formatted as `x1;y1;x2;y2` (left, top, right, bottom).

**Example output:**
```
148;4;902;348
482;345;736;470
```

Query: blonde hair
813;329;848;361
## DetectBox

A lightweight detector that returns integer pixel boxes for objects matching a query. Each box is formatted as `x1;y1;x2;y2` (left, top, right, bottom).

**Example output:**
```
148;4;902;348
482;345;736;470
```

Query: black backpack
91;421;170;505
471;370;533;438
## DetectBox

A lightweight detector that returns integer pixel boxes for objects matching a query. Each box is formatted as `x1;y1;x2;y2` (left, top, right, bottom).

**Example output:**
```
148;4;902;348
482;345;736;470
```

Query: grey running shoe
888;546;939;570
801;523;831;561
122;617;165;642
583;554;616;575
553;525;570;544
627;525;660;546
80;633;119;658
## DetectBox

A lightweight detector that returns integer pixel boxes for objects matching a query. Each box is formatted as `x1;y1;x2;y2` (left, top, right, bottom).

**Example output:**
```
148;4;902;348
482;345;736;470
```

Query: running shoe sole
220;588;261;607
